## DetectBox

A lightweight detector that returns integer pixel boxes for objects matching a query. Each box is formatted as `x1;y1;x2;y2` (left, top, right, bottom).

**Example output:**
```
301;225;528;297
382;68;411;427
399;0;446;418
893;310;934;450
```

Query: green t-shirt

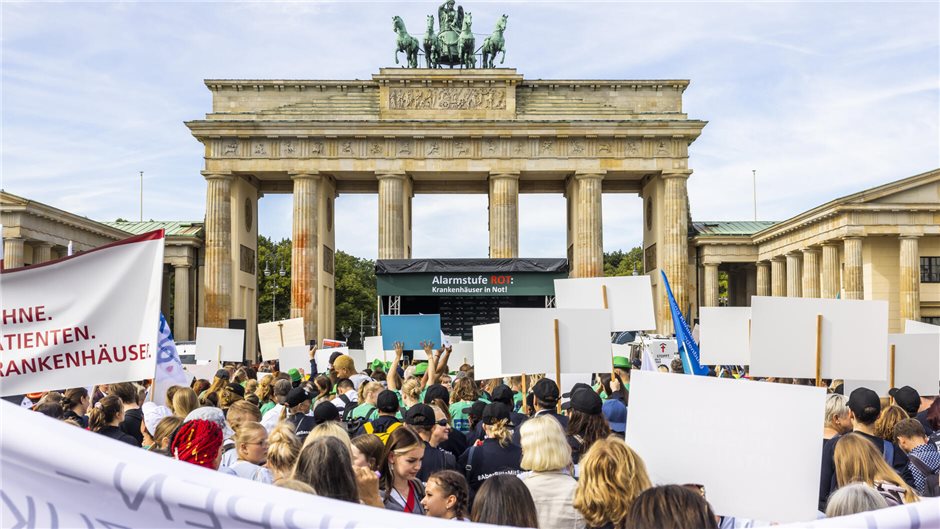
350;403;379;421
259;401;277;415
449;400;475;433
513;391;523;410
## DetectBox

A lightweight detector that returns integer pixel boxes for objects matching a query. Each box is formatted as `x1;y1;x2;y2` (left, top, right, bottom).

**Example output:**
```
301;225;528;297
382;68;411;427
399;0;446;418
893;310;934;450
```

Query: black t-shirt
439;428;468;460
457;438;522;493
97;425;139;446
63;410;88;428
288;413;317;442
915;409;935;436
818;431;915;511
417;441;457;482
119;408;144;446
534;409;569;430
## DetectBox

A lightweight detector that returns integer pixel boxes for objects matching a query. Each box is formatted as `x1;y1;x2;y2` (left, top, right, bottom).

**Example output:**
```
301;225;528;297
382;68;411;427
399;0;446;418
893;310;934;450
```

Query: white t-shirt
260;404;284;432
330;390;358;412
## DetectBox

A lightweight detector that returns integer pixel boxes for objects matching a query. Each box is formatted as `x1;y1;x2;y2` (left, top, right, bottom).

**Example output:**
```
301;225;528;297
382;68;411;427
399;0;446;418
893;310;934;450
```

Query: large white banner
0;231;164;396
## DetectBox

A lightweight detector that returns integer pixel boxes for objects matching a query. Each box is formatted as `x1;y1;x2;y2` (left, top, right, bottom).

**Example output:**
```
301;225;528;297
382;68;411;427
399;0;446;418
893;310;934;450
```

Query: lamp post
359;311;365;348
263;259;286;321
341;325;352;344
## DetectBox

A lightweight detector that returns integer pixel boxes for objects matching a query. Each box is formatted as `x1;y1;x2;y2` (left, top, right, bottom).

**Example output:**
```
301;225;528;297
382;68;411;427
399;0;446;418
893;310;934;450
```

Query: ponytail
61;387;88;412
488;418;512;447
88;396;122;432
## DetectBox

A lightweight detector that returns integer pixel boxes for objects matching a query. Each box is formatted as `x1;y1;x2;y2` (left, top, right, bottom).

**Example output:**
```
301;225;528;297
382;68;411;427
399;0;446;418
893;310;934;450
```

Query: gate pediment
374;68;521;120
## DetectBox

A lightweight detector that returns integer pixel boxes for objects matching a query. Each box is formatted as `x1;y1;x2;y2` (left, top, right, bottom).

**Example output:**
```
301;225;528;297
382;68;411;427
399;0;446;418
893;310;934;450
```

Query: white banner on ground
626;371;825;523
257;318;305;361
749;296;888;379
0;231;164;397
194;327;244;363
0;400;465;528
553;276;657;331
699;307;751;365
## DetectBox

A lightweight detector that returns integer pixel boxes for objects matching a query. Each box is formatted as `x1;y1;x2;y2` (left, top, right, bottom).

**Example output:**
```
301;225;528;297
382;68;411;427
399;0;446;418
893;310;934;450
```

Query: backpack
364;421;402;444
338;394;356;421
928;430;940;449
907;455;940;497
881;440;895;465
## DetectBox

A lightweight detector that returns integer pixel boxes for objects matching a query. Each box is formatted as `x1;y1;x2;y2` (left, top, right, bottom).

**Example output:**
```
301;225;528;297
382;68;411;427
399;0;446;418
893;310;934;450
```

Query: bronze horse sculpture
393;16;420;68
481;14;507;68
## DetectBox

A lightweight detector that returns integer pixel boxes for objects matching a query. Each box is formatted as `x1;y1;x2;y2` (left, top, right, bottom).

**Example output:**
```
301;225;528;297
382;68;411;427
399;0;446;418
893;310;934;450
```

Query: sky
3;1;938;261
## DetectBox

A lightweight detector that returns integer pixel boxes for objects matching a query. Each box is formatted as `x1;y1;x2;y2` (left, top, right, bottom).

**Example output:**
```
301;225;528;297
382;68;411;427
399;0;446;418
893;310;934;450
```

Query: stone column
2;237;24;269
173;264;191;341
377;172;406;259
402;175;413;259
203;173;233;328
661;171;691;325
844;237;864;300
571;171;605;278
703;263;720;307
771;257;786;297
756;261;771;297
488;172;520;258
33;243;53;264
786;252;803;297
821;242;840;299
801;248;820;298
900;236;920;322
291;173;320;341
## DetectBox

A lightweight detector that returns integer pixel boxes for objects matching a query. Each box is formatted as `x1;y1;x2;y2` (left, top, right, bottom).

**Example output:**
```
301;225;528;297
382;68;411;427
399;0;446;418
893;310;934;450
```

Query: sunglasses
436;419;449;427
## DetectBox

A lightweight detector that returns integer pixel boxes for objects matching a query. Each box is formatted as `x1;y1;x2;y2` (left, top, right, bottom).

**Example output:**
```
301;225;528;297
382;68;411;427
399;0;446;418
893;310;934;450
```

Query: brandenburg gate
186;68;706;355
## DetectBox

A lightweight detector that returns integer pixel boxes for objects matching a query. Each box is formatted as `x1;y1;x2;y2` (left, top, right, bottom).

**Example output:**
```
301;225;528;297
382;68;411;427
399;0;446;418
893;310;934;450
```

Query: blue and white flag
151;313;190;405
641;341;656;372
660;270;709;376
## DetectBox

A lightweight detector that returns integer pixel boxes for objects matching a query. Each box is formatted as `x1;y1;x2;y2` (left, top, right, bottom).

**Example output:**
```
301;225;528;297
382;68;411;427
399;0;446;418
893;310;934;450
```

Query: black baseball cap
889;386;921;417
313;401;340;424
468;400;487;419
377;390;400;414
424;384;450;405
533;378;559;404
226;383;245;397
482;402;511;425
404;403;436;427
848;387;881;424
215;369;230;379
286;387;311;408
563;388;602;415
562;382;593;399
491;384;514;406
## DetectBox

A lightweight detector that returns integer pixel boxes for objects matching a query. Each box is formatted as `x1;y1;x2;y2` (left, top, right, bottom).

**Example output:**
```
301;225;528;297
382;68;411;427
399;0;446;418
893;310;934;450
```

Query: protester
88;395;138;446
333;354;370;390
894;418;940;497
171;419;224;470
172;387;200;418
875;404;908;441
573;437;652;529
110;382;144;446
200;369;230;406
824;482;889;517
256;374;276;414
824;393;852;441
140;401;173;447
891;386;923;419
449;377;479;433
261;379;292;431
459;402;523;495
519;415;583;529
226;421;273;483
312;401;341;426
266;422;301;482
293;436;360;503
564;388;610;464
146;415;183;454
331;378;358;415
422;470;471;521
219;382;245;411
358;389;402;439
834;432;919;505
61;387;90;428
470;474;540;528
404;403;457;481
400;378;422;410
597;374;627;435
351;433;385;472
625;485;718;529
380;426;427;513
532;378;568;428
284;387;317;441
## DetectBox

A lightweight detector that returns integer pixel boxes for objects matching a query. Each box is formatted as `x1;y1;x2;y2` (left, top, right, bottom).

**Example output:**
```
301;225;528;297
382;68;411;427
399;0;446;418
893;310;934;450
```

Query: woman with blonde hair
380;427;427;513
874;404;908;442
824;393;852;441
256;374;276;414
303;420;352;454
199;369;230;406
458;402;522;495
519;415;583;529
227;421;273;483
148;416;183;454
266;422;301;482
574;437;652;529
171;387;199;418
400;378;422;410
834;433;919;505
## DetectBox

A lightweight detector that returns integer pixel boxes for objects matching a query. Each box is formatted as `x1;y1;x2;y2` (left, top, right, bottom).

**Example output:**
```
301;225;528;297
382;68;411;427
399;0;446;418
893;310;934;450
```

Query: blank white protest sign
195;327;245;362
278;346;310;373
499;308;614;377
257;318;306;361
553;276;656;331
749;296;888;379
845;333;940;397
452;342;474;366
364;336;391;363
699;307;751;365
905;319;940;334
315;347;349;370
626;371;825;523
473;324;511;380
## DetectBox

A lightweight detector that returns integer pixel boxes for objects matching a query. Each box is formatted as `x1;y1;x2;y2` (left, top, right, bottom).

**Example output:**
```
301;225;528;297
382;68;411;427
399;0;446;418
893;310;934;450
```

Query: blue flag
152;313;190;405
660;270;709;376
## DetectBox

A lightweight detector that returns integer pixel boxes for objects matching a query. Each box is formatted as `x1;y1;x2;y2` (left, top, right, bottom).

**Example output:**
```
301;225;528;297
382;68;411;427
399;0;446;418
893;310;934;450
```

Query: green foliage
257;236;292;323
604;247;643;276
334;251;377;348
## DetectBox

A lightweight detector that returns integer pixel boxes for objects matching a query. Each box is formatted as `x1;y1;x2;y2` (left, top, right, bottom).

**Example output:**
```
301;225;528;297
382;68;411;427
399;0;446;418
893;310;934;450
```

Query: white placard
553;276;656;331
499;308;613;376
473;324;513;380
364;336;390;363
647;338;678;366
278;345;310;374
182;360;218;382
452;342;474;366
314;347;349;371
700;307;752;365
546;372;594;398
195;327;245;362
411;348;429;361
845;333;940;397
443;334;462;347
626;371;825;522
749;296;888;379
905;319;940;334
347;349;367;371
257;318;306;361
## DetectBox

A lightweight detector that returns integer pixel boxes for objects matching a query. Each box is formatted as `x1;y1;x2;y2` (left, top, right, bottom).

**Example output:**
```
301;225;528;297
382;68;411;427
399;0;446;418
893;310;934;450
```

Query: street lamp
264;260;286;321
359;311;365;348
341;325;352;343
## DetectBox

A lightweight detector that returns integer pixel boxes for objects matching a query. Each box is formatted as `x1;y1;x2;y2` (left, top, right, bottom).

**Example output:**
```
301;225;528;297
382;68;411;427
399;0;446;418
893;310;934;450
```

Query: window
923;317;940;326
921;257;940;283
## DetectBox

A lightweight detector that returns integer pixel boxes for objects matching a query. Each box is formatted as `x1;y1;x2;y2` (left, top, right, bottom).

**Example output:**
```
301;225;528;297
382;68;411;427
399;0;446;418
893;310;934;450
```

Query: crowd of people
19;342;940;528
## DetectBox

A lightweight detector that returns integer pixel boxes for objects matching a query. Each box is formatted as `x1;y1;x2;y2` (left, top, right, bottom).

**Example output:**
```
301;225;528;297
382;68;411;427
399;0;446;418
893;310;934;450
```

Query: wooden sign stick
603;285;617;380
277;321;285;348
889;344;896;389
521;373;529;415
554;318;562;413
217;344;222;366
815;314;823;388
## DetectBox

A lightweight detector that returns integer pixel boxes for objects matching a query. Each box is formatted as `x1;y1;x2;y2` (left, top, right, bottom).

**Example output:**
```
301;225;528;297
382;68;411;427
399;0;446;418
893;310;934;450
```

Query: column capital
661;170;693;180
489;171;520;180
573;170;606;181
172;262;192;269
289;171;322;181
702;259;721;267
376;171;407;180
899;234;922;240
33;242;53;248
756;260;771;267
801;247;820;255
842;234;864;241
821;240;841;248
201;171;233;181
771;255;786;262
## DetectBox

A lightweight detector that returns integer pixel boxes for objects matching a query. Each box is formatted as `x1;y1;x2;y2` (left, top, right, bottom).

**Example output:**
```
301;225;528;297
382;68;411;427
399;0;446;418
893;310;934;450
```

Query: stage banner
0;231;164;397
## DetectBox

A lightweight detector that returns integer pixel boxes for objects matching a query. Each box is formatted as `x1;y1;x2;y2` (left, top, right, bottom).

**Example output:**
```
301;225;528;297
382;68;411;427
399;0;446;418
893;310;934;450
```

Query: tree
604;246;643;276
334;251;377;348
257;236;292;323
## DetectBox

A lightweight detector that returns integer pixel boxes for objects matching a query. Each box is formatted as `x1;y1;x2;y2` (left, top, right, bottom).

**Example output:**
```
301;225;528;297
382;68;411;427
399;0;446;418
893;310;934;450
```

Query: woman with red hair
171;419;225;470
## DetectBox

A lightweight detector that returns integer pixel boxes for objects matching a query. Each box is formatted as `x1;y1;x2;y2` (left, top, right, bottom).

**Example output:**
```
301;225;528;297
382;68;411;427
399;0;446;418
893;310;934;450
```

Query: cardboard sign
749;296;888;379
195;327;245;362
380;314;442;350
647;338;677;367
257;318;305;361
472;324;512;380
314;347;349;371
626;371;825;523
845;333;940;397
278;345;310;374
905;319;940;334
553;276;656;331
182;359;218;383
322;339;345;348
364;336;390;363
700;307;752;365
452;342;474;366
499;308;613;377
